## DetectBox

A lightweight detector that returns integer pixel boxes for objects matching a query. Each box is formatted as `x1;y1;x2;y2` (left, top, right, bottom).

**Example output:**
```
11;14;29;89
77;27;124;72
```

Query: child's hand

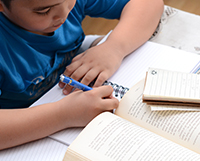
59;42;124;94
58;85;119;127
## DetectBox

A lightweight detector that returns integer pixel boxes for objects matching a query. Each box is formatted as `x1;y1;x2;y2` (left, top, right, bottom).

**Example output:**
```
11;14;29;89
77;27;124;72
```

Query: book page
115;79;200;154
64;112;200;161
143;68;200;103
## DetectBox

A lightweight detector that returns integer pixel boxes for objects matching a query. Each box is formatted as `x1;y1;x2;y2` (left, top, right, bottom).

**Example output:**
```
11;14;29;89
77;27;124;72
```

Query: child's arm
108;0;164;56
0;86;118;150
60;0;164;94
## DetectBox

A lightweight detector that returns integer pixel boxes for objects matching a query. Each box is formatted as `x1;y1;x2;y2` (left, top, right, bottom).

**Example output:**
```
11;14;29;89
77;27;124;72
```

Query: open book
143;68;200;106
63;79;200;161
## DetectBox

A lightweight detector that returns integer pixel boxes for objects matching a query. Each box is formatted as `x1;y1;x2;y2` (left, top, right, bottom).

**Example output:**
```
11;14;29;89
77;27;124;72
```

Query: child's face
1;0;76;35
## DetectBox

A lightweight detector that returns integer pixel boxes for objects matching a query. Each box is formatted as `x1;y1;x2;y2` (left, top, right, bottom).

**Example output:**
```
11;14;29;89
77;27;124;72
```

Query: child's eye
36;8;51;16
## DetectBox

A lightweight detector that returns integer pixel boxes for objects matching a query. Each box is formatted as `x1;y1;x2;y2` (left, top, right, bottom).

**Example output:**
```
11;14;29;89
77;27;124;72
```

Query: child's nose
53;5;69;22
53;16;65;23
53;15;64;22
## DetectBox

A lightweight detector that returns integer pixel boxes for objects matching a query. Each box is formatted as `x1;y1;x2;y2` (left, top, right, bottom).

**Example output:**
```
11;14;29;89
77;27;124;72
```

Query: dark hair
1;0;12;10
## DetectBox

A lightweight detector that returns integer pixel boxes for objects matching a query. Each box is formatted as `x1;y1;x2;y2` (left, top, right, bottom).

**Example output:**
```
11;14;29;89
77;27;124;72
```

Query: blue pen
60;74;93;91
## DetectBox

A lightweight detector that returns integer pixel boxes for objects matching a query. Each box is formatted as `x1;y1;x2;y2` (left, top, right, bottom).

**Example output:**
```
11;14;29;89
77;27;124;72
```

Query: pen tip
60;74;64;81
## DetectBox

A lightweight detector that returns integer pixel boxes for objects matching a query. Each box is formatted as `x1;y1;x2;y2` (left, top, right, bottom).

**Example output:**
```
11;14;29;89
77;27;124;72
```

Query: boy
0;0;163;150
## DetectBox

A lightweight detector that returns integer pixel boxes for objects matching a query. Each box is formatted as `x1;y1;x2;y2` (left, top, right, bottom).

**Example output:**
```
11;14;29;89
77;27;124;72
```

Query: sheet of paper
49;127;83;146
0;138;68;161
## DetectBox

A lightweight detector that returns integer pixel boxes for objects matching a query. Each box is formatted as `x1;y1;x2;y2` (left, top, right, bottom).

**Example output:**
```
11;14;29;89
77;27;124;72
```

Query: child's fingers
93;71;108;87
80;69;99;87
58;80;74;95
58;81;65;88
99;86;119;109
94;85;114;98
102;97;119;111
71;52;84;62
62;85;74;95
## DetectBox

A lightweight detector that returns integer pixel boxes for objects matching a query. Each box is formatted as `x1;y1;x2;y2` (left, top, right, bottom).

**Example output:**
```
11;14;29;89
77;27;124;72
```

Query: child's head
0;0;76;35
